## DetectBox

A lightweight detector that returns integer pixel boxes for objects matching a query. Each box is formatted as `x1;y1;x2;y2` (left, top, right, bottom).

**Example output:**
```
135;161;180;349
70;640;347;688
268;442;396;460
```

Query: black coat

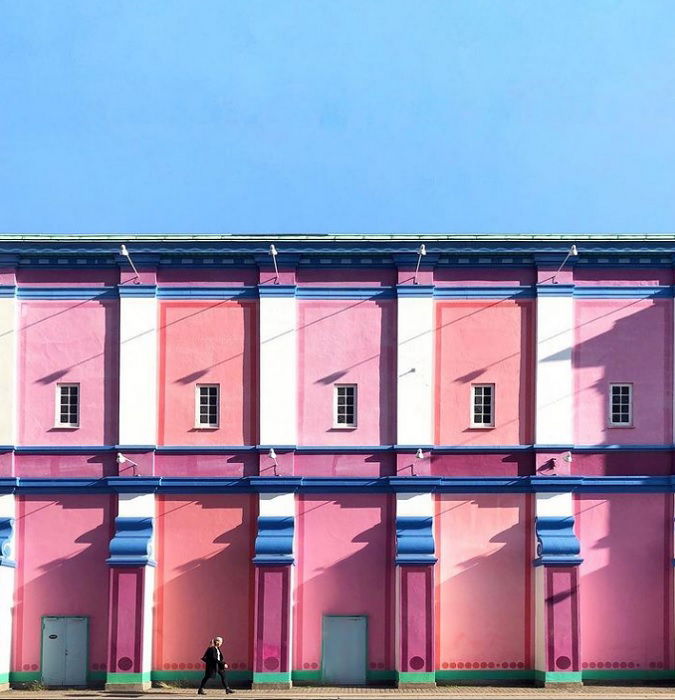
201;646;226;671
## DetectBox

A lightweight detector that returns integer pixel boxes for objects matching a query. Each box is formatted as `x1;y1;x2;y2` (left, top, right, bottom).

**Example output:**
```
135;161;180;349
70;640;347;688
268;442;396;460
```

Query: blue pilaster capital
253;516;294;566
395;516;437;566
534;516;582;567
0;517;15;567
107;516;156;567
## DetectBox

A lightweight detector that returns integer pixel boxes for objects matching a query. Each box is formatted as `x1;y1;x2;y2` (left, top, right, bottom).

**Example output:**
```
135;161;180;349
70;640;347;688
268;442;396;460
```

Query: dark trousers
199;667;230;690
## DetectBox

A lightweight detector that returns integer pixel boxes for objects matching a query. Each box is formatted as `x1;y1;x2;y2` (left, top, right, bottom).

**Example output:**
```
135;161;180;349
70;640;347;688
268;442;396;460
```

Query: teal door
322;615;367;685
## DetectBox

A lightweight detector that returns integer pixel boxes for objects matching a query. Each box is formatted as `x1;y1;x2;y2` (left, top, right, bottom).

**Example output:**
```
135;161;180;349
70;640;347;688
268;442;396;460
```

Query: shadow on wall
13;496;112;677
435;495;530;671
153;495;255;676
293;495;394;674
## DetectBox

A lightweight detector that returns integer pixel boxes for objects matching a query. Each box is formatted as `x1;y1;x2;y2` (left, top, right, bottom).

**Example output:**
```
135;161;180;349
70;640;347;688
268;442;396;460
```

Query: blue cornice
118;285;157;298
396;285;435;298
434;286;535;299
16;287;118;300
574;285;673;299
257;285;296;297
296;287;395;300
536;284;575;297
0;286;16;298
157;286;257;300
0;475;674;494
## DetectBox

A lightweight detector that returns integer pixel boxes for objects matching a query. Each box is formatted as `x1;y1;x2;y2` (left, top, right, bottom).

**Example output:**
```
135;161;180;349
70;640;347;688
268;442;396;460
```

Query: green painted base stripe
534;670;582;683
292;670;322;682
106;671;151;684
367;669;396;682
0;673;8;684
436;670;533;681
252;671;292;683
583;670;675;681
9;672;40;683
397;671;435;683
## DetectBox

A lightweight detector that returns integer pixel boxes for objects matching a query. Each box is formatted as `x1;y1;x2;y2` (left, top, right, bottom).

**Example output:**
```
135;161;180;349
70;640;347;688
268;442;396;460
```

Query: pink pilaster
396;566;435;686
253;566;292;687
535;566;581;686
106;567;151;690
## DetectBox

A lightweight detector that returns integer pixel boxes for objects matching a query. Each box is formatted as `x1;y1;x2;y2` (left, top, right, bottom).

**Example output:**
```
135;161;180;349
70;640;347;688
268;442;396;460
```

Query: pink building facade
0;234;673;689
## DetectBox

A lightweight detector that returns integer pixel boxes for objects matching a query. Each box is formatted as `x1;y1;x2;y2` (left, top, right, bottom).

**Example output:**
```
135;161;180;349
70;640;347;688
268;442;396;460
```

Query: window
56;383;79;427
609;383;632;426
334;384;357;428
471;384;494;428
196;384;220;428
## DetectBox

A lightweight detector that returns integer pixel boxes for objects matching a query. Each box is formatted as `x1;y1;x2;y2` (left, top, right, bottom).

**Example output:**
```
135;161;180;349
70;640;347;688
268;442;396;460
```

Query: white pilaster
0;493;17;689
259;292;297;446
396;293;434;446
535;293;574;445
0;295;18;446
118;294;158;446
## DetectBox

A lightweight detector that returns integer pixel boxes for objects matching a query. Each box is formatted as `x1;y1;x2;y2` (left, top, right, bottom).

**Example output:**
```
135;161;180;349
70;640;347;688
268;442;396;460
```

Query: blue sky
2;1;675;234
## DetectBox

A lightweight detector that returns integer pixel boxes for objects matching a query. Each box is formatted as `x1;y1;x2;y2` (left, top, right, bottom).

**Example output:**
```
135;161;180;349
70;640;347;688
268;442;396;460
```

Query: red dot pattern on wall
582;662;657;669
162;661;247;670
444;661;525;669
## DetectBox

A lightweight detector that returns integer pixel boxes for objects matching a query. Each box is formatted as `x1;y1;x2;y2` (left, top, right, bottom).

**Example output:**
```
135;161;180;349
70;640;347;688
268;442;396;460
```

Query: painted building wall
577;494;671;672
12;495;112;678
436;494;531;672
294;494;394;675
297;301;396;446
435;300;534;446
154;495;255;675
158;301;257;446
574;299;672;445
18;301;118;446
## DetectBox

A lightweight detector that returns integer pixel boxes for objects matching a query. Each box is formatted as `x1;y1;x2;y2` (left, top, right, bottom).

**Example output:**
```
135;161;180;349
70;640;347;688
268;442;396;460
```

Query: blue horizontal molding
157;286;257;300
107;516;156;567
396;285;435;298
257;284;296;297
432;445;533;454
155;445;258;454
296;286;396;300
536;284;574;297
118;284;157;298
574;285;673;299
534;516;582;567
0;517;16;568
0;475;674;494
396;515;436;565
14;445;116;454
16;286;118;300
572;444;674;452
294;445;394;454
433;286;535;300
0;286;16;298
253;515;294;565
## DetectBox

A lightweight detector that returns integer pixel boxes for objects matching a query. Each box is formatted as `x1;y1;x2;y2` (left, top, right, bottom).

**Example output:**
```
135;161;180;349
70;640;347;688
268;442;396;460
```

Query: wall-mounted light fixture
413;244;426;285
551;245;578;284
269;244;279;285
116;452;140;477
268;447;279;476
119;244;141;284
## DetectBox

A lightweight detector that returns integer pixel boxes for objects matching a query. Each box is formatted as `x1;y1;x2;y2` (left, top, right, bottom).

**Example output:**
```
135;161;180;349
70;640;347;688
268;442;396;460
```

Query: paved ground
3;687;675;700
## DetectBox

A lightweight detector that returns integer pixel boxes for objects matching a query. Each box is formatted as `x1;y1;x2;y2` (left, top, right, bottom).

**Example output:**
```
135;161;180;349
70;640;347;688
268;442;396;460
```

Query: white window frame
608;383;633;427
470;383;495;429
333;384;357;429
195;384;220;429
55;383;80;428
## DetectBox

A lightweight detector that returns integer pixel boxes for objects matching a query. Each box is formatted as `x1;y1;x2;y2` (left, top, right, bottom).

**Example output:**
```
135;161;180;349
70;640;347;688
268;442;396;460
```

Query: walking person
198;636;234;695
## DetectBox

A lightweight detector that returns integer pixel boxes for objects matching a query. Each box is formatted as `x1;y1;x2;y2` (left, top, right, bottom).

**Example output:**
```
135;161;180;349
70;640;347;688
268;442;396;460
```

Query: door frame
40;616;89;687
320;614;368;685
